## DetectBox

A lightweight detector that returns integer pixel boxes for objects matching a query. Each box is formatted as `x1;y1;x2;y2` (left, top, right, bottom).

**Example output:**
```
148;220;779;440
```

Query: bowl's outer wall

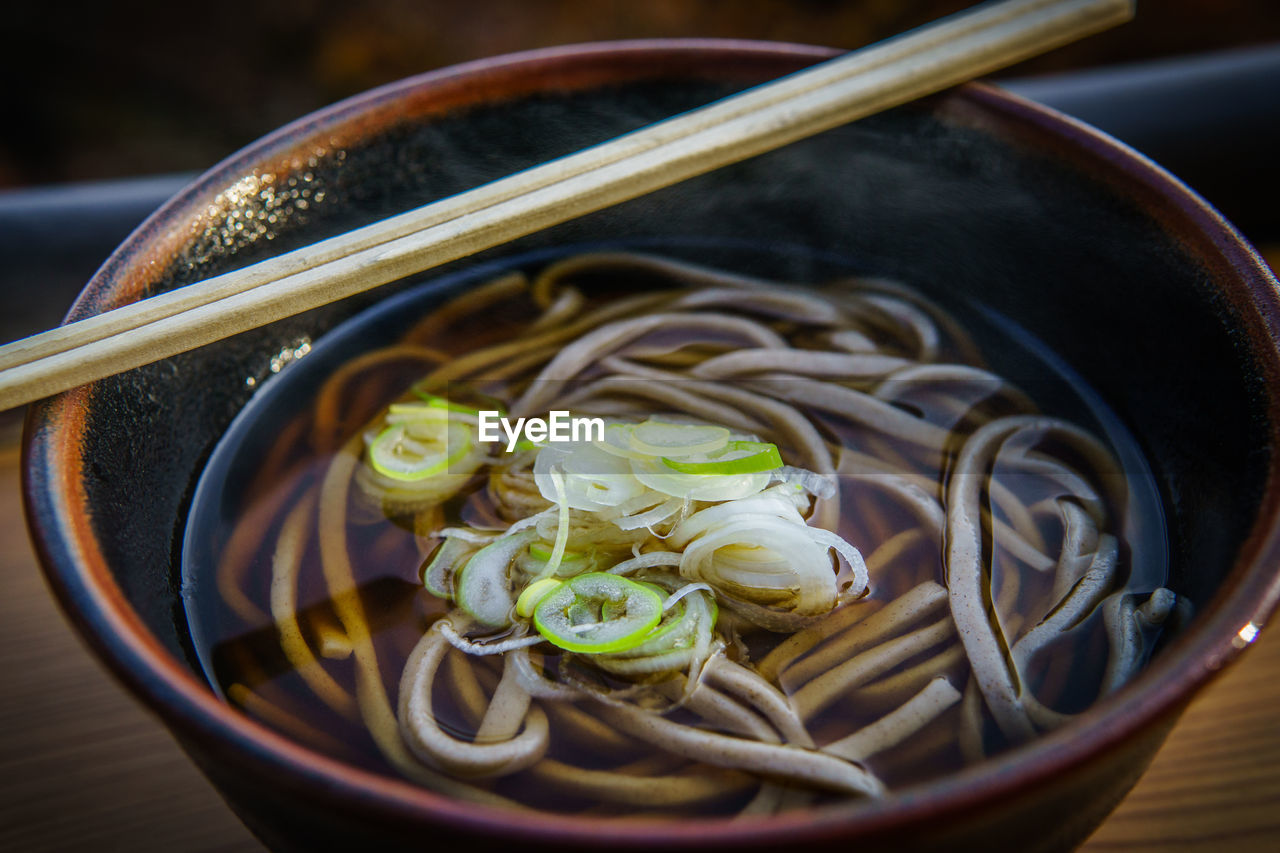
177;710;1181;853
22;41;1280;853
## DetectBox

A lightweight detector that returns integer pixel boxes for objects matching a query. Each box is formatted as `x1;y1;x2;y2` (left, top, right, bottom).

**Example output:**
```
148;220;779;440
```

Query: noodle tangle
207;252;1180;815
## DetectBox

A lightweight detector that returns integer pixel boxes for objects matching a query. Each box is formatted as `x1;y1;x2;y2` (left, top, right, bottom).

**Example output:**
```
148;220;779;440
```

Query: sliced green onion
593;582;719;677
631;455;771;502
533;573;664;654
613;497;684;531
407;391;501;417
629;420;730;458
516;577;564;618
388;402;451;420
529;542;581;562
618;597;691;654
662;440;783;475
540;468;572;579
455;530;536;627
595;423;649;461
422;535;482;599
517;544;593;579
369;420;473;481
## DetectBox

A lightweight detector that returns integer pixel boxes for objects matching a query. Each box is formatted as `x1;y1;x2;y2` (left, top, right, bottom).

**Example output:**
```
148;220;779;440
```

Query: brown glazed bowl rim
22;39;1280;847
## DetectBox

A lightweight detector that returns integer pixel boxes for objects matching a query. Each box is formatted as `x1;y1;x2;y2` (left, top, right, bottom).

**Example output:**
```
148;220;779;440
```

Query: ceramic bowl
23;40;1280;852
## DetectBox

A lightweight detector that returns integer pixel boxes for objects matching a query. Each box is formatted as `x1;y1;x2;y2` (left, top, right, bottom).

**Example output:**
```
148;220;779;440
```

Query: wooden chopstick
0;0;1132;411
0;0;1111;382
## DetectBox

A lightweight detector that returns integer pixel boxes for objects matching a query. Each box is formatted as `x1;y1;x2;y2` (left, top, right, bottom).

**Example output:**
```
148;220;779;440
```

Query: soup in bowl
22;40;1280;852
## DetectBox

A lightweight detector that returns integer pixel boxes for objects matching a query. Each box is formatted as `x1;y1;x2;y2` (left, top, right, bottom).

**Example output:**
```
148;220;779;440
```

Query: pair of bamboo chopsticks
0;0;1132;411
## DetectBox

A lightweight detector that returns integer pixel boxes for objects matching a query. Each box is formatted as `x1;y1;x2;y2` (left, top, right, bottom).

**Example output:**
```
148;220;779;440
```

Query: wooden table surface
1;433;1278;852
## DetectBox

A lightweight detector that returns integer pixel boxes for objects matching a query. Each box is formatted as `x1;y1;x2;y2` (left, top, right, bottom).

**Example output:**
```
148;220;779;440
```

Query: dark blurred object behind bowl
4;43;1277;356
21;41;1280;852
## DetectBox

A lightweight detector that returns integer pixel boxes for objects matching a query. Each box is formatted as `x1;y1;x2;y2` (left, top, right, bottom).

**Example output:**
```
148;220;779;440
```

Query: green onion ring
533;573;664;654
369;420;472;481
661;441;783;475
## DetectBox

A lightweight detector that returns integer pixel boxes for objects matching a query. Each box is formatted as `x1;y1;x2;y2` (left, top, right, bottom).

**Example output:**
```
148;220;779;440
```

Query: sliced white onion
606;551;684;575
629;420;731;457
774;466;838;499
437;527;501;544
663;582;715;612
612;497;684;531
630;455;771;502
535;442;646;511
677;510;857;618
807;525;870;597
667;488;806;548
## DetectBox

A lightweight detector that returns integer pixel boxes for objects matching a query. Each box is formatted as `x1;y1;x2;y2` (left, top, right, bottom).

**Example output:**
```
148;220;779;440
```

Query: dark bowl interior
23;41;1280;852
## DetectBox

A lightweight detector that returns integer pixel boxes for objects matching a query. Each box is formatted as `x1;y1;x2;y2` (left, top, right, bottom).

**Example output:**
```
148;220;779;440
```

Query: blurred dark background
0;0;1278;352
2;0;1279;189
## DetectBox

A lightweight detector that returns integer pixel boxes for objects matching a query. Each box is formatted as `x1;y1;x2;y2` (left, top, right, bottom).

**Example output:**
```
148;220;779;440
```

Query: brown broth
182;252;1170;816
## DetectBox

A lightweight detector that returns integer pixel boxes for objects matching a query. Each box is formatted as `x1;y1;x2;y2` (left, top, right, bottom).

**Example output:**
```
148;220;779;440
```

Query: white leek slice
612;497;685;531
662;441;781;475
667;487;807;548
534;443;646;511
629;420;731;458
630;455;770;501
595;423;650;461
682;519;836;615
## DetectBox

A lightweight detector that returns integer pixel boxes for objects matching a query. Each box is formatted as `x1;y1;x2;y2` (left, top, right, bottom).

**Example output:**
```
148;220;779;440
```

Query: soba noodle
194;252;1178;816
